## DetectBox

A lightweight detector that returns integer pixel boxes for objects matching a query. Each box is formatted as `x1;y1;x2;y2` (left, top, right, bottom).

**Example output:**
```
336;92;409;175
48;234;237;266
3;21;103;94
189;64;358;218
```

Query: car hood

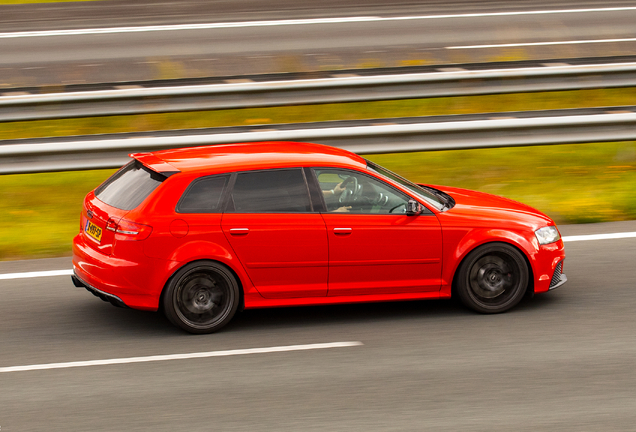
425;184;554;227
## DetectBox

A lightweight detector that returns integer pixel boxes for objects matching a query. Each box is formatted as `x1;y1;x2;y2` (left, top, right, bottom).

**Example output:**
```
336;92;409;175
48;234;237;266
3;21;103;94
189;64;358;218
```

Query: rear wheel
163;261;239;334
456;243;529;313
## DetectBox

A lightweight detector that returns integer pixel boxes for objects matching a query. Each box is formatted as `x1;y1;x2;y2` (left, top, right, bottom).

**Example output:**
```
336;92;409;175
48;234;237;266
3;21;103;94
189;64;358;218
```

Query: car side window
228;168;312;213
177;175;229;213
314;168;413;214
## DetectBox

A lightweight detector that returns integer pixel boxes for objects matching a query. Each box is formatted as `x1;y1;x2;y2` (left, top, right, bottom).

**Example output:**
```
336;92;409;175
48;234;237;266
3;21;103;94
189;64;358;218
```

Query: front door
314;168;443;296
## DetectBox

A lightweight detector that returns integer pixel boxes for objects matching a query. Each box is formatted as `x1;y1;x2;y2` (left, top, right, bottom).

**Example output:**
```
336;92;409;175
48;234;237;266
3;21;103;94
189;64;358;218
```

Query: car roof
131;141;367;175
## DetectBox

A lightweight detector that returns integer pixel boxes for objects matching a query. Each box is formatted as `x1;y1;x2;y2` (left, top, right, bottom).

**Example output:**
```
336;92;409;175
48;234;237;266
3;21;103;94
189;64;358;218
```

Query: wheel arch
159;257;246;313
449;234;536;299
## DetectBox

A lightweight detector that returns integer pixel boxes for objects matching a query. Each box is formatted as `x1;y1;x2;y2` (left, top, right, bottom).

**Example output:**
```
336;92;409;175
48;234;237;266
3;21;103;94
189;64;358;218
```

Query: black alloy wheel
456;243;529;313
163;261;239;334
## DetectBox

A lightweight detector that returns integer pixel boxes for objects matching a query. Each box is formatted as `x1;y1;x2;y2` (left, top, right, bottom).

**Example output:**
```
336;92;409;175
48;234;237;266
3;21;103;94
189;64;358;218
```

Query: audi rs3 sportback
72;142;567;333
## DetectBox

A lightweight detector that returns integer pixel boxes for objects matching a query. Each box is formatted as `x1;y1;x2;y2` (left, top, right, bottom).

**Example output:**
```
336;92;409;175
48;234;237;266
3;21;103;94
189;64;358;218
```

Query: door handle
333;228;352;235
229;228;249;235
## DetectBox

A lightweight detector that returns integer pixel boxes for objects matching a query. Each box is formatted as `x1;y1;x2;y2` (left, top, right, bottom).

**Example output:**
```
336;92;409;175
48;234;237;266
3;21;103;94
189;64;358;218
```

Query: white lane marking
0;17;377;38
0;269;73;280
0;342;364;373
447;38;636;50
1;7;636;38
562;232;636;242
1;231;635;280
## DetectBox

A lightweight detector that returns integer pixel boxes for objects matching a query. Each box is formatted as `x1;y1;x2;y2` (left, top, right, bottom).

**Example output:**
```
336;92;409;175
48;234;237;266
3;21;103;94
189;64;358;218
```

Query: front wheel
456;243;529;313
163;261;240;334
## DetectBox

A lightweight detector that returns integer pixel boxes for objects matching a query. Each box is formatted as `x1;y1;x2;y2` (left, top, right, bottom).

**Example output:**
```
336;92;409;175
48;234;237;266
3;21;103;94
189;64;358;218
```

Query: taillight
114;219;153;241
106;218;118;232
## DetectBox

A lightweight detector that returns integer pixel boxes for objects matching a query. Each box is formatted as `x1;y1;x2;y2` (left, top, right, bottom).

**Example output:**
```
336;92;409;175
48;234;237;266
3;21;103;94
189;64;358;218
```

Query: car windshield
365;160;447;211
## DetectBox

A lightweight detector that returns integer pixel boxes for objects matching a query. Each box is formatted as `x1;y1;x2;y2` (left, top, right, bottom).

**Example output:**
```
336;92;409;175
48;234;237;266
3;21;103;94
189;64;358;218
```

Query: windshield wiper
419;185;454;211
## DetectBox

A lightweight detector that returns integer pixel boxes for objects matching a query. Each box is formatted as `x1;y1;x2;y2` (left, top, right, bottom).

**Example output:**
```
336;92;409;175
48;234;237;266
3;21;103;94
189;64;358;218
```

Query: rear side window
229;169;312;213
95;160;165;211
177;175;229;213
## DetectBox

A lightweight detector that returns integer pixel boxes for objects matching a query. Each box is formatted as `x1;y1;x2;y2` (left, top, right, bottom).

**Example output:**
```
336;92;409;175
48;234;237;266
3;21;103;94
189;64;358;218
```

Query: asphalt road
1;220;635;431
3;1;636;31
2;1;636;86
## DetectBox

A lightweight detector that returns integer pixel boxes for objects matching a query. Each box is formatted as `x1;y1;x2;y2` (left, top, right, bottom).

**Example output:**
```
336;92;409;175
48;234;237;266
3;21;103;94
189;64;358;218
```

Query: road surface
1;220;635;431
2;1;636;86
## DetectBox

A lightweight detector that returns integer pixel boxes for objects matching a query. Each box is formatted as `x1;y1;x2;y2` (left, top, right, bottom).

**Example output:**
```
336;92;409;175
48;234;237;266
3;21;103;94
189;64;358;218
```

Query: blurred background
2;3;636;432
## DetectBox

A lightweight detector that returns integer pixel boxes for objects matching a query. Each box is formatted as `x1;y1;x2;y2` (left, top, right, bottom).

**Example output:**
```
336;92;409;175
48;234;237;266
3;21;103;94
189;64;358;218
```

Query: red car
72;142;566;334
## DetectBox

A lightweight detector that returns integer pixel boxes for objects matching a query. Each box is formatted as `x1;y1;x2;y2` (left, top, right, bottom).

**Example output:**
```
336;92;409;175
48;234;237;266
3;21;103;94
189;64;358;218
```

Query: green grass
1;141;635;260
0;169;114;260
367;142;636;225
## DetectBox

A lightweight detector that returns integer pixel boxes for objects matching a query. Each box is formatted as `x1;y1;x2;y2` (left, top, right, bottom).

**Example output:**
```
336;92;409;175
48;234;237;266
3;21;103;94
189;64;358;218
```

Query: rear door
221;168;329;299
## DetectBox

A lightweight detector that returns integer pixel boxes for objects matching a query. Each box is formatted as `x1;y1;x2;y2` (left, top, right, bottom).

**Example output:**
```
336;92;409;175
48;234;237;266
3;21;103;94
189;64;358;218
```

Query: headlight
535;226;561;245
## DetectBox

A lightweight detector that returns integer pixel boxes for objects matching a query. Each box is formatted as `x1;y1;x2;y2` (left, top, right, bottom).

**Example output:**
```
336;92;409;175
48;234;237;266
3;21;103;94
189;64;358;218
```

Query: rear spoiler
130;152;180;177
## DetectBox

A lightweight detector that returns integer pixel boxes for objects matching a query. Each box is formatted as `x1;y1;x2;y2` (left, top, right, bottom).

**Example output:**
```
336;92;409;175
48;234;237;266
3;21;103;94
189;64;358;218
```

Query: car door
221;168;329;299
313;168;443;297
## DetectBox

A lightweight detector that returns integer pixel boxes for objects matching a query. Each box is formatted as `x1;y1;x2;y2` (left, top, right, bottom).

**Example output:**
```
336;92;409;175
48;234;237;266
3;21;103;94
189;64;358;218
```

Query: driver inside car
322;181;352;212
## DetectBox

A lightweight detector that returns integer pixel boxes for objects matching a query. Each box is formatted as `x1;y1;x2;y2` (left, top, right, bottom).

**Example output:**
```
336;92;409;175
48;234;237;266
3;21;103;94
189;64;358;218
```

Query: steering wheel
338;176;359;205
388;202;406;213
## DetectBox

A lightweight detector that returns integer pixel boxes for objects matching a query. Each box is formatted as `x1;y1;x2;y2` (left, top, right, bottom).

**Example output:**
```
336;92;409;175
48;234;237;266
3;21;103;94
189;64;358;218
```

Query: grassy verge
368;142;636;224
0;169;115;260
1;141;635;260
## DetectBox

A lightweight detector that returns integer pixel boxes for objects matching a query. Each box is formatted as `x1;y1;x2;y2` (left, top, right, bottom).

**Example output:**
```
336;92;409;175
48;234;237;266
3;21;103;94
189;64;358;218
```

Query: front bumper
533;239;567;293
548;260;567;290
549;273;568;290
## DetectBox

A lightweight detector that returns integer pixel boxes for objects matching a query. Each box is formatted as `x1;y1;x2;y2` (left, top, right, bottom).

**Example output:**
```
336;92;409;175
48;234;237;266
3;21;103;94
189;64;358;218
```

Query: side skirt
243;290;447;309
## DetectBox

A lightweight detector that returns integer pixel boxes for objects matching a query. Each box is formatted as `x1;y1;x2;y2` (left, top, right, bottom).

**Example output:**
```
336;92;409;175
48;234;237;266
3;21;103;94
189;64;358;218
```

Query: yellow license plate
85;220;103;242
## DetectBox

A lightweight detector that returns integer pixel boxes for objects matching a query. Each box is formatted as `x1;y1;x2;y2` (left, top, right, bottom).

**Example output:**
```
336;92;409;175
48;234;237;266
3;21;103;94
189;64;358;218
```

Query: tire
163;261;240;334
456;242;529;314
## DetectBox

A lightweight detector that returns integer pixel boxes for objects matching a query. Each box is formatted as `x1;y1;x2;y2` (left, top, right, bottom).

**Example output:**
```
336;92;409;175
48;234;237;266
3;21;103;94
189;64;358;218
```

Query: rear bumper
71;272;127;308
72;233;174;311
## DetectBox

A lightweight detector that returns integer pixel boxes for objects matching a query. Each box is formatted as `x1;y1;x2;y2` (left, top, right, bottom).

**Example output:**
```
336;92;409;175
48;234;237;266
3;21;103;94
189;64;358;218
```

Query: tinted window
177;175;229;213
95;161;165;211
230;169;311;213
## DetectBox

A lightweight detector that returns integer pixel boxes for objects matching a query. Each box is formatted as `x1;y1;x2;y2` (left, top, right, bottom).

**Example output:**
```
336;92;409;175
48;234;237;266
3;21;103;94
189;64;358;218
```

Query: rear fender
164;240;255;296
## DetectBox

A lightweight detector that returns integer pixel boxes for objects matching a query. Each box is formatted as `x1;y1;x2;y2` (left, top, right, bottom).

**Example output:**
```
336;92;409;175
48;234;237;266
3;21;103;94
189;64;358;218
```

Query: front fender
442;228;538;296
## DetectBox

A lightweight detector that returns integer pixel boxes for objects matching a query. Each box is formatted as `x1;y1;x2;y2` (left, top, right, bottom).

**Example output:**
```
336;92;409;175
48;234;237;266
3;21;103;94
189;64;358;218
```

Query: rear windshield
95;160;165;210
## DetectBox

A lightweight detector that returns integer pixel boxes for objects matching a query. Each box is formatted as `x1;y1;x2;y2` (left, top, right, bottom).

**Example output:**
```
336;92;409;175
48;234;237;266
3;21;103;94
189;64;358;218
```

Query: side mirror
405;199;422;216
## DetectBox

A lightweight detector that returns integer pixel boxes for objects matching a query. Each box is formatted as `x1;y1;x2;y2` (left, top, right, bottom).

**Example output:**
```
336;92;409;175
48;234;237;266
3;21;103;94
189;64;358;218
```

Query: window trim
304;167;327;213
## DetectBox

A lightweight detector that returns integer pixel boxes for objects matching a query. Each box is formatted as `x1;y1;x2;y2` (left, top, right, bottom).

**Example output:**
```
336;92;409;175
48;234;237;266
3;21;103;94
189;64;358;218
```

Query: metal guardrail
2;58;636;122
1;106;635;175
